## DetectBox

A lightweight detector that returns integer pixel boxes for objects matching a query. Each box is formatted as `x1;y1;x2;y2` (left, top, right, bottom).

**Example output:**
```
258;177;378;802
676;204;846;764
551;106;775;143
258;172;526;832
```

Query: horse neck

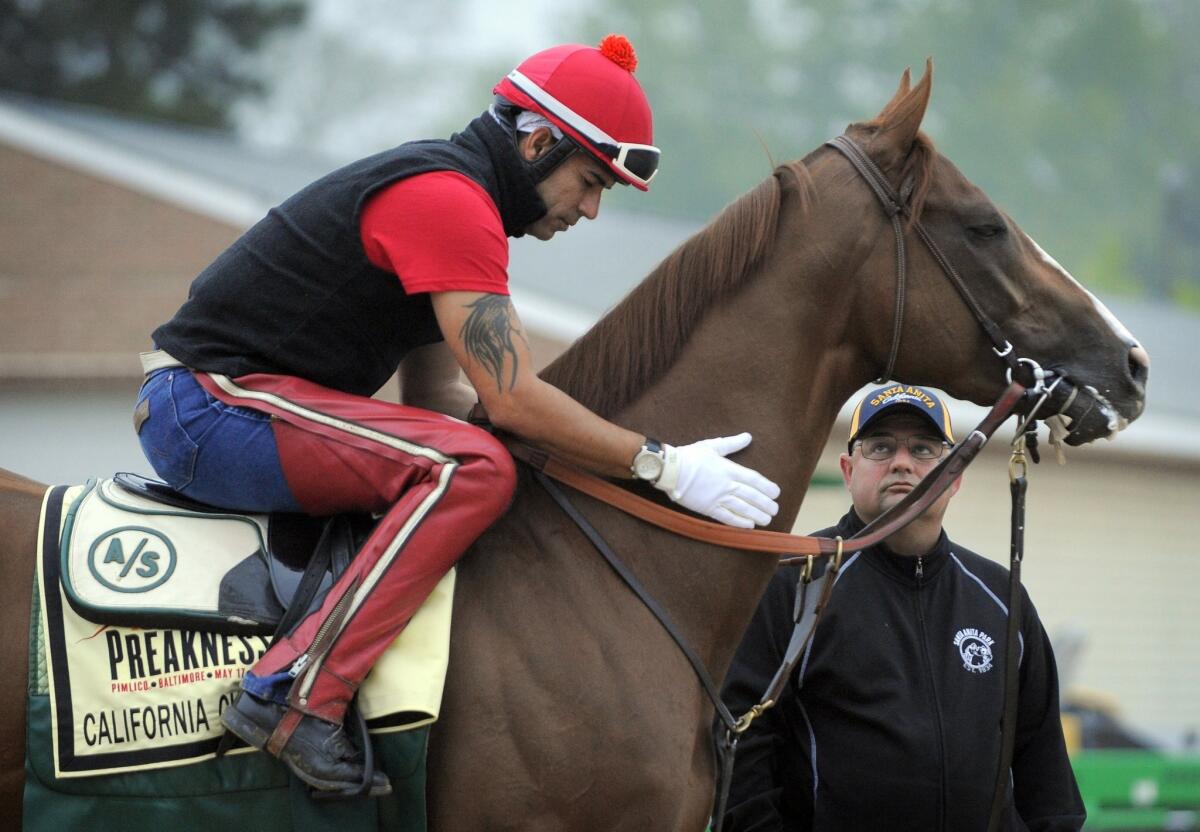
592;213;874;676
613;213;872;523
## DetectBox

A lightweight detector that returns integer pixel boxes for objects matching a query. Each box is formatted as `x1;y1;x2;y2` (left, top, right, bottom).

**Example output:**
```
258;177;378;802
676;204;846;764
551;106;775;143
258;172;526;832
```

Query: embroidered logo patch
953;628;995;674
88;526;178;593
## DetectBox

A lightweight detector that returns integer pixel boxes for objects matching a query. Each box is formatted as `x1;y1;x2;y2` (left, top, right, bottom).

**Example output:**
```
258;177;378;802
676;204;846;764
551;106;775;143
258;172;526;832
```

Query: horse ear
867;58;933;171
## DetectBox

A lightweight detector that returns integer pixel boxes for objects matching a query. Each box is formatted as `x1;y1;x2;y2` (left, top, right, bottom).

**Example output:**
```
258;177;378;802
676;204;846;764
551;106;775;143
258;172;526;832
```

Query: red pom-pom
598;34;638;73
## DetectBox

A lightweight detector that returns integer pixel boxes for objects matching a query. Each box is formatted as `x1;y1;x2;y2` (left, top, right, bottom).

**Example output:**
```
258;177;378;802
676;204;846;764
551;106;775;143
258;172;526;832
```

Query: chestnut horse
0;64;1147;829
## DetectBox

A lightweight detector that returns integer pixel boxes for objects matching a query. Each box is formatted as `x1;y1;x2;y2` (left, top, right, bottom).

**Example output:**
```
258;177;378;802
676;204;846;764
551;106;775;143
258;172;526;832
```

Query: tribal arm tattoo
458;295;529;392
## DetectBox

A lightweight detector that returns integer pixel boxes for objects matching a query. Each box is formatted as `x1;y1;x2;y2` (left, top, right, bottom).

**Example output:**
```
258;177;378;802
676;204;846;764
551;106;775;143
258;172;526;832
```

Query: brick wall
0;144;241;378
0;144;572;385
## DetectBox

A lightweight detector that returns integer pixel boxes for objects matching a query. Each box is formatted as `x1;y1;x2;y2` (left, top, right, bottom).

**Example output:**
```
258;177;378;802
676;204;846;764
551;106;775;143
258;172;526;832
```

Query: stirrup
308;704;386;801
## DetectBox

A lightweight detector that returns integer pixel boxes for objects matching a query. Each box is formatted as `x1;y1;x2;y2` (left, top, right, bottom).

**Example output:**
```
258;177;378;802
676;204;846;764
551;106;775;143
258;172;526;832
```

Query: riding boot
221;690;391;797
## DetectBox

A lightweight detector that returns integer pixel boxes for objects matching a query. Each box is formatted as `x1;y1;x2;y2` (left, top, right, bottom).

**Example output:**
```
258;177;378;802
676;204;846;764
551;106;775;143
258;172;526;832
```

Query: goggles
505;70;661;188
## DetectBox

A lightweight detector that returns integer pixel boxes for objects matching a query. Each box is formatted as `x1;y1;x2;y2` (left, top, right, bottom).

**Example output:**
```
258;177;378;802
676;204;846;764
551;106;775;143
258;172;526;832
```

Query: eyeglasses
854;435;951;461
506;70;661;188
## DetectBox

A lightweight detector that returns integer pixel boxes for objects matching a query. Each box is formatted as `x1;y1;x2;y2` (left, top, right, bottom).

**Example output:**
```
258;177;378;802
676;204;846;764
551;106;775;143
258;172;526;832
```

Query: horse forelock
540;167;799;417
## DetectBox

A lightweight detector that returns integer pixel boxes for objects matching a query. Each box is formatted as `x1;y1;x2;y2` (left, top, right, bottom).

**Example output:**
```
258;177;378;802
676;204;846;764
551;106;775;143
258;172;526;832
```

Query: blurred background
1;1;1198;825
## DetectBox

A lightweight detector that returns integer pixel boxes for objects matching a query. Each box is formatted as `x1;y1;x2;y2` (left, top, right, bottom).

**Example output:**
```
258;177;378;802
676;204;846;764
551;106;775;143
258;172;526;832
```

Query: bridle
500;135;1078;832
825;135;1077;418
825;134;1064;832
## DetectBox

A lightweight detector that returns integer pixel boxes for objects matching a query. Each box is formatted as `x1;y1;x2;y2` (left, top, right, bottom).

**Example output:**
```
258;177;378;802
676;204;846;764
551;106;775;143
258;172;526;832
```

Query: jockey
135;35;781;796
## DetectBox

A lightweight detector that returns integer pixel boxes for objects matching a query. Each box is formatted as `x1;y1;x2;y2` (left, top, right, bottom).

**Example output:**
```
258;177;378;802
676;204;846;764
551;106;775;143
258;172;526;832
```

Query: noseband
825;135;1070;414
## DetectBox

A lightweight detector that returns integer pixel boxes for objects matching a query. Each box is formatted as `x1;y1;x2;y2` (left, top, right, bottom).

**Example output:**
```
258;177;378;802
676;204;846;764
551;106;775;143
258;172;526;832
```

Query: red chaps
197;372;516;723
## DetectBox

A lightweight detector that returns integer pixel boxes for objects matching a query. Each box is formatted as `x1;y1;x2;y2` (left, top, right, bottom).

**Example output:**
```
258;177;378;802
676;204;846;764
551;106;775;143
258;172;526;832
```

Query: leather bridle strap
508;442;833;555
825;135;909;382
737;381;1024;721
782;381;1024;566
987;433;1032;832
825;135;1022;379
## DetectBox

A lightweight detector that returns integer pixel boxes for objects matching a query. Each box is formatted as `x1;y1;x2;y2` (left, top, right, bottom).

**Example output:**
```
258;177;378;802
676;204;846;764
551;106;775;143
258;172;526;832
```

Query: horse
0;63;1147;830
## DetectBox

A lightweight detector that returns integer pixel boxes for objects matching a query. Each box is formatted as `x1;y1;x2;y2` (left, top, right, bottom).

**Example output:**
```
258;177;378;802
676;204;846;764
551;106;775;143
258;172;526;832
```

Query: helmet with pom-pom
494;35;659;190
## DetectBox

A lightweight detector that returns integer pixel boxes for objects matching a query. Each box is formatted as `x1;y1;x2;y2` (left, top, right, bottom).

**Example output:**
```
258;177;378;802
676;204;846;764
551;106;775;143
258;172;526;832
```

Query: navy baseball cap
847;384;955;452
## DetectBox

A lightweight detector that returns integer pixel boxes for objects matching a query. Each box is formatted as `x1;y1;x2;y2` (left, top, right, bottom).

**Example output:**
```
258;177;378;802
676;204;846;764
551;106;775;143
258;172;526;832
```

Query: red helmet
494;34;659;191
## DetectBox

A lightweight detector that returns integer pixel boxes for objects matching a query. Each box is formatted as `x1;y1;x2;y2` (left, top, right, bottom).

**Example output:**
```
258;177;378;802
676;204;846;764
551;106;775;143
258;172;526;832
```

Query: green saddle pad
25;485;432;832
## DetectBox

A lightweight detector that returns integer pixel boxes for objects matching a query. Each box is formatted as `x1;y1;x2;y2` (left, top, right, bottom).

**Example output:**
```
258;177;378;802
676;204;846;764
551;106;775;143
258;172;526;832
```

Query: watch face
634;452;664;480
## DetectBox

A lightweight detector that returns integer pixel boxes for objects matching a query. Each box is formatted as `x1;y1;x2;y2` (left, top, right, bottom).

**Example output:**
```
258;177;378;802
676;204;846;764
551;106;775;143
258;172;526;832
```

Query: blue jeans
135;368;302;513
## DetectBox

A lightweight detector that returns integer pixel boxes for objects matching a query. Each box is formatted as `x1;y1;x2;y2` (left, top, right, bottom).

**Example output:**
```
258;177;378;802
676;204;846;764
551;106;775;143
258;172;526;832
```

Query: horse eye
968;224;1006;240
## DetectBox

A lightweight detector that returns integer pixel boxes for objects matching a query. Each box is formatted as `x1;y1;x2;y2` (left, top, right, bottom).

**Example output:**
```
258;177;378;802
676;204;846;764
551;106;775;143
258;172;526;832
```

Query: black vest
153;112;547;396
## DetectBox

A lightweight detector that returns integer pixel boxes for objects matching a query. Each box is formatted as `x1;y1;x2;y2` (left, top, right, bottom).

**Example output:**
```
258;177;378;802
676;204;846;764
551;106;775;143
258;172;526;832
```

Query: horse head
831;60;1148;445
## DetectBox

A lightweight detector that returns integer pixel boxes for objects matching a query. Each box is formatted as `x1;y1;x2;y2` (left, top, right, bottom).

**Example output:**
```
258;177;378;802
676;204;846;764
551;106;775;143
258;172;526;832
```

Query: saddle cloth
35;483;455;779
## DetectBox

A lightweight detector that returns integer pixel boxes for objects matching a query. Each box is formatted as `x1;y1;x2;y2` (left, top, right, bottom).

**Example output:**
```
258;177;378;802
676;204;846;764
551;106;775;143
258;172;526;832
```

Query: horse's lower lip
1058;383;1136;445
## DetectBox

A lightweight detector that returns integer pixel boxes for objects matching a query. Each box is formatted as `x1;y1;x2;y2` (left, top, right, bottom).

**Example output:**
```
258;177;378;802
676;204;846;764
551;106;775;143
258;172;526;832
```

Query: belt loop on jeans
139;349;186;375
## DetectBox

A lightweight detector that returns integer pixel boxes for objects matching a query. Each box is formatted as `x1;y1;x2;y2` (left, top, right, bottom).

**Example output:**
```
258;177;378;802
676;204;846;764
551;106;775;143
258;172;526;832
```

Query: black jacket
721;510;1085;832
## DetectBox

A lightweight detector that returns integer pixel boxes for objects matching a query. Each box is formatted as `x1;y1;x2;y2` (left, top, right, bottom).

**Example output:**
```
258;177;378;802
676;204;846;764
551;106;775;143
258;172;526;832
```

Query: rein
504;133;1065;828
505;382;1025;562
828;134;1065;831
502;383;1027;831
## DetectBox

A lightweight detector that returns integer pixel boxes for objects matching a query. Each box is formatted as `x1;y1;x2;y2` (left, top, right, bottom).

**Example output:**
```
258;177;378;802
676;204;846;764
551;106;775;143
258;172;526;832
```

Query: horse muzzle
1039;366;1147;447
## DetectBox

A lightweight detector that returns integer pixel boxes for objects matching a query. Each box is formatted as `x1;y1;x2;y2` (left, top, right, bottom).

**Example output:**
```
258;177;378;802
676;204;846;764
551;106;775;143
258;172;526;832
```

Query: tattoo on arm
459;295;528;392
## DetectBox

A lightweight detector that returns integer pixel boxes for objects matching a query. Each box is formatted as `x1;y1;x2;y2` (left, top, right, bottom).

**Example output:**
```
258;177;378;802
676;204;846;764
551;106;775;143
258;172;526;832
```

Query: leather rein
505;380;1025;560
506;133;1066;830
505;381;1027;831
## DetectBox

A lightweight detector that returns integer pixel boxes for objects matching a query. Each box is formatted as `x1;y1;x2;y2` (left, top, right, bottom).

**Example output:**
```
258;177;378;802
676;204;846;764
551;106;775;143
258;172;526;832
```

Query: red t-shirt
359;170;510;296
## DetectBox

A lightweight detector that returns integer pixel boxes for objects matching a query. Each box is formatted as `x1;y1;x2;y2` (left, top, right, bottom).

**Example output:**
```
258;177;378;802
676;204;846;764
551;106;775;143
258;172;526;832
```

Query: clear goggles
506;70;661;187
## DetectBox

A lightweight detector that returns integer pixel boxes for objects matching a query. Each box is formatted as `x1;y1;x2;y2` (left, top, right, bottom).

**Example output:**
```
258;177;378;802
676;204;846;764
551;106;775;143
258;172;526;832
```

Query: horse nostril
1128;345;1150;385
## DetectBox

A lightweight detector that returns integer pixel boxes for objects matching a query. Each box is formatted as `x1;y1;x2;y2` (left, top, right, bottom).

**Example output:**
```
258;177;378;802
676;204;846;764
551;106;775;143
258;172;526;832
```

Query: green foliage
575;0;1198;303
0;0;305;127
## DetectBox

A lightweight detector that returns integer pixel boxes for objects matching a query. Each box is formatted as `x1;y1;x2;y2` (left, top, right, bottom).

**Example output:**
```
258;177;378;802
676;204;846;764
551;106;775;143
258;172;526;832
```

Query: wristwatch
630;438;666;483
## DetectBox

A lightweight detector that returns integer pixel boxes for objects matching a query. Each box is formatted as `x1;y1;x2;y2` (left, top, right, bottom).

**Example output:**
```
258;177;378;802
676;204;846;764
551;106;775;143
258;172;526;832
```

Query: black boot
221;691;392;798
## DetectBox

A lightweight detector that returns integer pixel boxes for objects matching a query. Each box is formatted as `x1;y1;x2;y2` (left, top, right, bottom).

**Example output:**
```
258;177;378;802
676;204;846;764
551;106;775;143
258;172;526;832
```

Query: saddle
60;473;375;636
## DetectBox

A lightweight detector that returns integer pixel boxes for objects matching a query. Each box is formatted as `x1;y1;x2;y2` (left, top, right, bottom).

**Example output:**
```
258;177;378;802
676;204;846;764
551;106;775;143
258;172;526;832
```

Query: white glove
653;433;780;529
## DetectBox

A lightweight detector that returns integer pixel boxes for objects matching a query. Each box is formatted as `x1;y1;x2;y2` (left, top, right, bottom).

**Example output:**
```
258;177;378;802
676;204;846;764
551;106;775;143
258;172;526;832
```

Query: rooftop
2;94;1192;458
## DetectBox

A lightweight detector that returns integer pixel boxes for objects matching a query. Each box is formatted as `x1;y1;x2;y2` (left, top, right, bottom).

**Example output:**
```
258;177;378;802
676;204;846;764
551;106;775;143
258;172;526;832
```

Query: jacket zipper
914;557;947;832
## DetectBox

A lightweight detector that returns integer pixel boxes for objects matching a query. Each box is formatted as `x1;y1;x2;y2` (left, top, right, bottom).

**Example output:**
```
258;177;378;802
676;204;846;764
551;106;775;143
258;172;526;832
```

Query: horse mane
540;162;812;417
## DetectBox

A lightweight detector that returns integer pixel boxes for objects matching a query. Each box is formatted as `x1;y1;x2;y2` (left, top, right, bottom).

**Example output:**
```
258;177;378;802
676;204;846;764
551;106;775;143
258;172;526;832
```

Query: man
720;384;1084;831
135;36;781;796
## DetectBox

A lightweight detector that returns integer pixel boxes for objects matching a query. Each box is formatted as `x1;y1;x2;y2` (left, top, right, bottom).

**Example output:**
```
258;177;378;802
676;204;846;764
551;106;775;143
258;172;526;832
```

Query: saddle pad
59;478;274;629
37;485;455;779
